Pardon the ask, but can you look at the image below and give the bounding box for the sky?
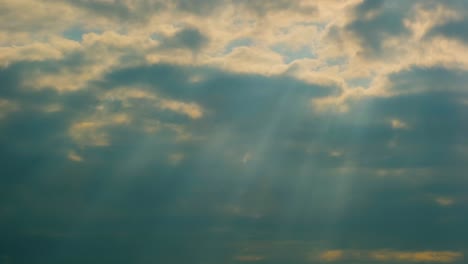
[1,0,468,263]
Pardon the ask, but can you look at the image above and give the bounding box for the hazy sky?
[1,0,468,263]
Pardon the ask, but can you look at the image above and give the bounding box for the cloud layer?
[1,0,468,263]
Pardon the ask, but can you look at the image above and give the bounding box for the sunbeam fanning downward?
[1,0,468,263]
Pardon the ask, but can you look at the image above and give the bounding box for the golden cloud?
[317,249,463,263]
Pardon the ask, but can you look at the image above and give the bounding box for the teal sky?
[1,0,468,263]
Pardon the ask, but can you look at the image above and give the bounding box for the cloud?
[2,45,468,261]
[171,0,225,15]
[424,1,468,44]
[344,0,412,58]
[67,150,84,162]
[101,87,204,119]
[317,249,463,263]
[0,99,19,119]
[388,66,468,95]
[435,197,455,207]
[157,27,209,53]
[391,118,409,130]
[0,0,78,37]
[209,46,286,75]
[428,19,468,44]
[319,250,344,261]
[2,1,468,264]
[69,114,131,146]
[234,0,318,16]
[51,0,167,23]
[0,37,81,67]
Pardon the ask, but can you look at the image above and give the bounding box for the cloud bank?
[1,0,468,263]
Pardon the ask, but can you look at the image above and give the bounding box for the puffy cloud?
[0,0,78,37]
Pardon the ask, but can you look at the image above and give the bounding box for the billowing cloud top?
[1,0,468,263]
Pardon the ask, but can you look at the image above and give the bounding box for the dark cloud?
[234,0,317,16]
[158,27,209,53]
[344,0,414,58]
[172,0,225,15]
[1,59,468,263]
[388,66,468,94]
[3,1,468,263]
[417,1,468,44]
[427,19,468,44]
[355,0,385,15]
